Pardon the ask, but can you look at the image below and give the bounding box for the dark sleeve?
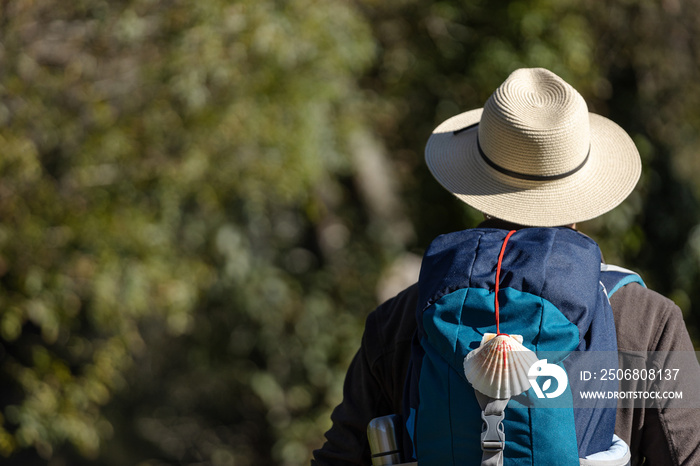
[611,283,700,465]
[311,285,418,466]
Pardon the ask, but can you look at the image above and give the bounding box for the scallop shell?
[463,333,539,399]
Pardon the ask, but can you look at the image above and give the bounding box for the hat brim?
[425,109,642,227]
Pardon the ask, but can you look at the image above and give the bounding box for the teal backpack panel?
[416,286,581,464]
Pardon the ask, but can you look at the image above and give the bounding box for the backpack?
[400,227,644,465]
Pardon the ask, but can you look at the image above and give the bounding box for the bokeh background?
[1,0,700,464]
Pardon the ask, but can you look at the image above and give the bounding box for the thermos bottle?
[367,414,404,466]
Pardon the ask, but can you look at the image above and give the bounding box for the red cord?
[495,230,516,335]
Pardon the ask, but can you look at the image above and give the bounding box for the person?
[311,68,700,465]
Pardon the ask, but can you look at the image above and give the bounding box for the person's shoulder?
[610,282,693,351]
[363,284,419,358]
[370,283,419,321]
[610,282,680,318]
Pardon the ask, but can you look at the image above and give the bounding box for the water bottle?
[367,414,403,465]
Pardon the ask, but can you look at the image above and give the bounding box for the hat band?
[453,123,590,182]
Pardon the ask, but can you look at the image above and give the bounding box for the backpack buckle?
[480,411,505,452]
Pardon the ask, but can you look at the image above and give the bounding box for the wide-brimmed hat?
[425,68,641,227]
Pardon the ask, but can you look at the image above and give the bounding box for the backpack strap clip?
[475,392,509,465]
[480,410,505,451]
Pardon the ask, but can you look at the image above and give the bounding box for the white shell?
[463,333,539,399]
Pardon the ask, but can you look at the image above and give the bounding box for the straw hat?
[425,68,641,227]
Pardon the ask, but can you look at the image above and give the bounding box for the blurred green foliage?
[0,0,699,465]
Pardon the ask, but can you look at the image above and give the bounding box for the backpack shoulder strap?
[600,264,646,298]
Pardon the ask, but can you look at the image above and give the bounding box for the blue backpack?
[400,227,643,465]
